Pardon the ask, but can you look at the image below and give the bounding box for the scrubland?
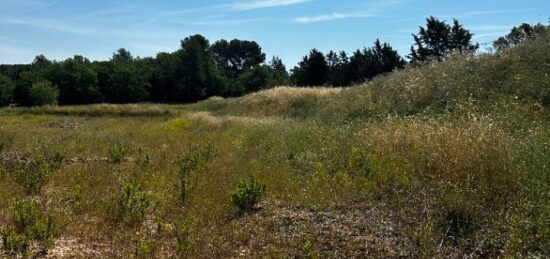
[0,33,549,258]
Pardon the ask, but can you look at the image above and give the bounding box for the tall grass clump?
[0,199,56,257]
[108,181,151,227]
[177,146,215,204]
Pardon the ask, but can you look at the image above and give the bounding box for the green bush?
[231,177,266,215]
[0,228,30,256]
[0,199,56,256]
[14,163,52,195]
[108,144,130,163]
[109,181,151,227]
[29,80,59,106]
[0,74,14,106]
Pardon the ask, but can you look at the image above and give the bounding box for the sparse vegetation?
[0,28,548,258]
[108,181,151,227]
[0,199,56,257]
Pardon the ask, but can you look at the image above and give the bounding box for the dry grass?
[0,34,549,258]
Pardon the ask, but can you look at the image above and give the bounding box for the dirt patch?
[44,120,80,129]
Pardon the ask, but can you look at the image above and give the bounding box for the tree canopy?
[409,16,478,63]
[0,18,532,107]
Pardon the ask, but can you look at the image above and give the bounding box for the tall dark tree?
[47,55,100,104]
[371,39,406,75]
[292,49,328,86]
[211,39,266,79]
[177,34,225,101]
[0,74,15,106]
[409,17,478,63]
[96,49,151,103]
[150,52,180,102]
[326,51,351,86]
[266,56,289,86]
[13,55,53,106]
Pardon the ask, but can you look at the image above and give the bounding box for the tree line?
[0,17,548,106]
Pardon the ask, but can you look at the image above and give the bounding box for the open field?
[1,34,549,258]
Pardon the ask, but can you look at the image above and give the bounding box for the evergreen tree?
[326,51,350,86]
[96,49,151,103]
[0,74,14,106]
[409,17,478,63]
[291,49,328,86]
[493,22,549,51]
[267,56,289,87]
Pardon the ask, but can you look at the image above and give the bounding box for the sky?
[0,0,548,67]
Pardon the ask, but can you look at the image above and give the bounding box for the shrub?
[231,177,266,215]
[29,80,59,106]
[0,228,30,256]
[108,144,130,163]
[173,221,191,256]
[0,199,56,256]
[14,163,52,195]
[109,181,151,227]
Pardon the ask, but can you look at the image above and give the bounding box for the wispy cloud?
[435,9,533,19]
[294,12,373,23]
[230,0,311,11]
[0,17,175,40]
[0,0,58,7]
[464,9,532,16]
[173,17,271,26]
[1,18,96,35]
[293,0,407,24]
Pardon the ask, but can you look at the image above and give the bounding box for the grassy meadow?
[1,34,549,258]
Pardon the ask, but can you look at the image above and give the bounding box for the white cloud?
[174,18,271,26]
[230,0,311,11]
[294,12,373,23]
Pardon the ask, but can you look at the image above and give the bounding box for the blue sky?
[0,0,548,67]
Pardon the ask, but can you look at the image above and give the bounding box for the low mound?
[195,32,550,121]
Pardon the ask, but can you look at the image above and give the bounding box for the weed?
[14,163,52,195]
[108,144,130,163]
[302,240,320,259]
[135,239,153,258]
[0,199,56,256]
[177,147,214,203]
[173,221,191,257]
[231,177,266,215]
[109,181,151,227]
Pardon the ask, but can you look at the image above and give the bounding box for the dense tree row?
[0,17,545,106]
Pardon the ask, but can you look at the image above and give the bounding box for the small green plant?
[108,144,130,163]
[135,239,153,258]
[231,177,266,215]
[62,183,90,213]
[0,199,56,256]
[178,147,214,203]
[302,240,320,259]
[173,221,191,257]
[0,228,30,256]
[135,147,150,167]
[109,181,151,227]
[14,163,52,195]
[11,148,65,195]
